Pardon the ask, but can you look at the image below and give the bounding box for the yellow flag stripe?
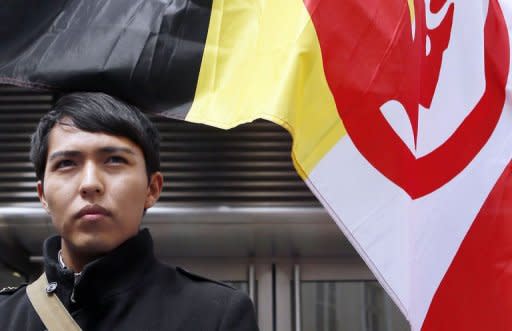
[186,0,346,178]
[408,0,415,24]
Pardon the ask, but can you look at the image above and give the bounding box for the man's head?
[30,92,163,270]
[31,92,160,183]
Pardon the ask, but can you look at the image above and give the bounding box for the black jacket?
[0,229,259,331]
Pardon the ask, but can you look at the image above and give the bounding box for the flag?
[1,0,511,330]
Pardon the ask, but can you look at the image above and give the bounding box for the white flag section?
[307,1,512,330]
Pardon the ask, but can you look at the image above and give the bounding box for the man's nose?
[79,162,104,197]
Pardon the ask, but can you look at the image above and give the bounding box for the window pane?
[301,281,409,331]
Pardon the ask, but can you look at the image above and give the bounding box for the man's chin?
[66,235,120,258]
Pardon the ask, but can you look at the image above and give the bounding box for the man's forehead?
[46,123,141,156]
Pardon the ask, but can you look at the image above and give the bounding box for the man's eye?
[55,160,75,169]
[106,156,127,164]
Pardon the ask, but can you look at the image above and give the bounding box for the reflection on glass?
[301,281,409,331]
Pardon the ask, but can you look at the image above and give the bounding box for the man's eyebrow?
[48,147,135,161]
[48,150,81,161]
[98,146,135,155]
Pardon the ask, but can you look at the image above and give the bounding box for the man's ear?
[37,181,50,214]
[144,172,163,209]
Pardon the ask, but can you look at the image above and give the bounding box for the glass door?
[292,260,409,331]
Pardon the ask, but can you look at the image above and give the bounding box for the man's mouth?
[75,204,111,221]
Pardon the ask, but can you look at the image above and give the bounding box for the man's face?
[37,121,162,257]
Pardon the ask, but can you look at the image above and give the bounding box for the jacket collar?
[43,228,157,306]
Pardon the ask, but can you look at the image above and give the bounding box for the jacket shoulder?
[0,283,27,303]
[176,266,235,290]
[0,284,26,296]
[169,267,259,330]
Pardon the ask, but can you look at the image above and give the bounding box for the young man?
[0,92,259,330]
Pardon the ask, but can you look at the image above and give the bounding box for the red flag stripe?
[421,160,512,330]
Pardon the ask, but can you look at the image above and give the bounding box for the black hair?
[30,92,160,182]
